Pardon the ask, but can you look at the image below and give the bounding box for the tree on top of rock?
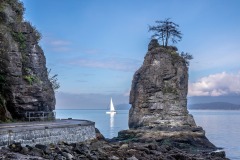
[180,52,193,66]
[149,18,182,47]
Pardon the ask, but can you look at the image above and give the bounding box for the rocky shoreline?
[0,129,228,160]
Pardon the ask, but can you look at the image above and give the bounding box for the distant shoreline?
[188,109,240,110]
[55,108,240,110]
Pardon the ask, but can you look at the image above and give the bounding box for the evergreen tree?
[149,18,182,47]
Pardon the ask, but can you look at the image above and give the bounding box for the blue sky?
[21,0,240,108]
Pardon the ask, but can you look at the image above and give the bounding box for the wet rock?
[5,153,18,160]
[74,143,89,155]
[63,148,72,155]
[146,143,157,150]
[62,152,74,160]
[20,146,29,155]
[109,155,120,160]
[29,147,44,157]
[26,145,33,150]
[127,155,138,160]
[170,153,190,160]
[55,154,65,160]
[211,151,226,158]
[2,139,229,160]
[95,128,105,140]
[120,143,128,149]
[8,142,22,152]
[89,140,104,151]
[54,146,62,154]
[35,144,48,152]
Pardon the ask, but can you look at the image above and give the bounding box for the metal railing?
[25,111,56,122]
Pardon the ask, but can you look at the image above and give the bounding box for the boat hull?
[106,111,117,114]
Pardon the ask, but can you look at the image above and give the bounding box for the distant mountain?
[188,102,240,110]
[115,104,131,110]
[188,95,240,105]
[115,102,240,110]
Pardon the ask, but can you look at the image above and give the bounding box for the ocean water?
[55,109,240,160]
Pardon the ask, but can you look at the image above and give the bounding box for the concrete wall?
[0,119,96,147]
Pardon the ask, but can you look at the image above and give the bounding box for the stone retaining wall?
[0,119,96,147]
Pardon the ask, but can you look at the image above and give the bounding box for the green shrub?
[180,52,193,66]
[48,69,60,91]
[32,25,42,42]
[12,32,26,50]
[23,75,39,85]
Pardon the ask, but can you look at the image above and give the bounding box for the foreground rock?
[0,129,228,160]
[2,138,228,160]
[0,0,55,121]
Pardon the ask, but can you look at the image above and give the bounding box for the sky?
[20,0,240,109]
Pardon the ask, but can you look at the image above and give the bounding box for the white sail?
[106,97,117,114]
[110,98,115,112]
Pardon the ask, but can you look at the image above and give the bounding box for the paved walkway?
[0,119,94,133]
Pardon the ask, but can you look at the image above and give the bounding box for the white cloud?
[188,72,240,96]
[69,57,141,72]
[43,38,71,52]
[50,40,70,46]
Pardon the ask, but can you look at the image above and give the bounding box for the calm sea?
[55,109,240,160]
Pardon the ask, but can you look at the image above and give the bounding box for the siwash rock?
[117,39,218,151]
[129,39,195,129]
[0,0,55,121]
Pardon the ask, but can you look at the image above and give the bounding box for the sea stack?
[120,39,218,151]
[0,0,55,121]
[129,39,195,129]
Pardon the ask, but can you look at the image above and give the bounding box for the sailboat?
[106,98,117,114]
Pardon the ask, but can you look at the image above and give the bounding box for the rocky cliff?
[0,0,55,121]
[129,39,195,129]
[123,39,219,152]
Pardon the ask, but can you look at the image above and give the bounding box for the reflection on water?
[109,113,115,128]
[109,113,115,137]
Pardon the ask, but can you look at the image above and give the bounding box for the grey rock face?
[0,0,55,120]
[129,39,195,129]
